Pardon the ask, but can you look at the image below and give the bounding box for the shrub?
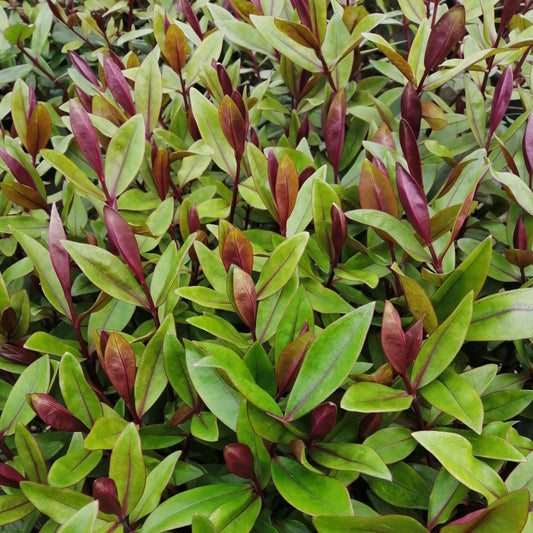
[0,0,532,531]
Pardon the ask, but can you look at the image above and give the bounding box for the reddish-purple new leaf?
[399,119,423,186]
[424,6,466,72]
[501,0,522,30]
[401,82,421,138]
[30,393,88,432]
[0,344,39,365]
[27,83,37,122]
[49,204,71,303]
[290,0,312,29]
[74,86,93,113]
[404,315,424,366]
[164,25,187,74]
[330,203,347,262]
[310,402,337,441]
[215,61,233,96]
[104,332,136,404]
[0,149,37,190]
[153,148,170,200]
[187,204,201,234]
[371,124,396,150]
[103,206,144,283]
[180,0,203,39]
[276,154,299,236]
[93,477,122,516]
[325,89,346,176]
[381,300,408,374]
[359,159,398,217]
[224,443,256,480]
[268,150,279,198]
[514,214,529,250]
[218,95,246,162]
[221,226,254,275]
[102,55,136,116]
[298,165,314,188]
[68,51,102,88]
[276,331,314,397]
[396,163,431,243]
[0,464,25,488]
[69,100,104,180]
[231,267,257,333]
[523,111,533,177]
[488,65,514,143]
[26,104,52,159]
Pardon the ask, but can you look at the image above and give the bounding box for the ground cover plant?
[1,0,533,531]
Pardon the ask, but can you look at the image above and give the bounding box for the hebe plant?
[0,0,533,531]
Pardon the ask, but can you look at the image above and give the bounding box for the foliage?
[0,0,532,531]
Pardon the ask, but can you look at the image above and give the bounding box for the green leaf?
[492,170,533,217]
[57,501,99,533]
[164,336,197,408]
[312,179,340,261]
[506,451,533,492]
[134,52,162,137]
[441,490,529,533]
[313,514,429,533]
[0,355,49,435]
[11,228,70,317]
[0,493,34,527]
[110,423,146,516]
[271,457,352,516]
[62,240,149,308]
[189,88,236,177]
[428,468,469,529]
[285,303,374,421]
[130,451,181,522]
[419,369,484,433]
[134,315,174,418]
[209,491,261,533]
[454,431,525,462]
[432,237,491,322]
[482,390,533,424]
[186,341,243,431]
[139,483,252,533]
[346,209,432,262]
[176,286,233,311]
[255,232,309,300]
[309,443,391,480]
[411,292,473,389]
[105,114,146,199]
[59,353,103,428]
[24,332,83,360]
[48,448,103,488]
[15,423,47,483]
[191,411,219,442]
[467,289,533,341]
[412,431,507,503]
[363,427,418,464]
[365,462,430,509]
[341,382,412,413]
[187,315,249,348]
[84,417,128,450]
[41,149,106,201]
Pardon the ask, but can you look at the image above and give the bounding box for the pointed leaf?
[314,515,429,533]
[57,501,99,533]
[325,88,346,172]
[399,119,422,186]
[135,52,162,137]
[523,111,533,176]
[285,303,374,421]
[104,332,136,404]
[381,300,408,374]
[221,225,253,275]
[230,266,257,332]
[0,148,37,190]
[401,81,421,137]
[276,154,299,234]
[68,51,101,88]
[0,182,47,211]
[0,463,25,488]
[489,65,514,141]
[341,382,412,412]
[165,25,187,72]
[48,448,102,488]
[26,104,51,158]
[359,160,397,217]
[14,423,47,484]
[276,331,314,397]
[29,393,87,432]
[103,54,135,116]
[273,19,320,51]
[48,204,71,301]
[218,95,246,161]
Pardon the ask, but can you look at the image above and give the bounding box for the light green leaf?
[176,286,233,311]
[363,427,418,464]
[492,170,533,217]
[62,240,149,308]
[48,448,103,488]
[506,451,533,493]
[134,52,162,137]
[341,382,412,413]
[314,514,429,533]
[428,468,468,529]
[84,417,128,450]
[285,303,374,421]
[191,411,219,442]
[15,423,47,483]
[187,315,249,348]
[57,501,99,533]
[0,493,34,527]
[413,431,507,503]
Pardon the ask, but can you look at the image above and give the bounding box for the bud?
[310,402,337,441]
[93,477,122,516]
[223,443,255,480]
[0,463,25,488]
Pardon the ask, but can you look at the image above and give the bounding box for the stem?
[317,49,337,92]
[427,240,443,274]
[140,278,160,329]
[430,0,440,28]
[480,29,503,96]
[0,434,13,461]
[228,156,241,224]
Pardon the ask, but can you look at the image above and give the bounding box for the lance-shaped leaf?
[274,19,321,52]
[218,95,246,162]
[412,431,506,503]
[325,89,346,175]
[399,119,422,186]
[330,203,347,260]
[93,478,122,515]
[359,160,398,217]
[102,54,136,116]
[135,52,162,138]
[276,154,299,235]
[424,6,466,72]
[501,0,522,29]
[523,111,533,177]
[396,163,431,243]
[26,104,51,159]
[14,423,47,484]
[0,148,37,191]
[61,240,149,308]
[0,182,47,211]
[164,24,187,73]
[29,393,88,432]
[153,148,170,200]
[224,443,256,480]
[109,423,146,517]
[48,448,103,489]
[268,149,278,198]
[104,114,145,200]
[69,100,103,180]
[103,332,136,405]
[488,65,513,144]
[276,331,314,397]
[401,82,421,138]
[221,225,253,275]
[314,515,429,533]
[310,402,337,441]
[228,266,257,333]
[49,204,71,300]
[341,382,413,413]
[103,206,144,282]
[68,51,101,88]
[381,300,408,374]
[215,61,233,95]
[285,303,374,421]
[0,463,25,488]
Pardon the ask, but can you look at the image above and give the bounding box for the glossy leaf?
[229,266,257,332]
[363,427,417,464]
[26,104,51,158]
[165,24,187,72]
[103,332,136,405]
[29,393,87,432]
[341,382,412,413]
[221,225,253,275]
[276,331,314,397]
[401,81,421,138]
[275,154,299,234]
[103,54,136,116]
[218,95,246,161]
[48,448,103,488]
[359,159,397,217]
[135,52,162,137]
[428,468,469,529]
[399,119,422,186]
[325,88,346,173]
[488,66,513,143]
[285,303,374,421]
[314,515,429,533]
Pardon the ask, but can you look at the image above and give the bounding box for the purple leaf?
[0,149,37,191]
[381,300,408,374]
[501,0,522,29]
[399,119,423,186]
[424,6,466,72]
[30,393,88,432]
[27,83,37,121]
[68,51,102,88]
[74,86,92,113]
[325,89,346,177]
[49,204,71,303]
[102,55,136,116]
[514,214,528,251]
[401,82,421,138]
[69,100,104,180]
[290,0,312,29]
[523,111,533,177]
[0,463,25,488]
[180,0,203,39]
[396,163,431,243]
[103,332,136,405]
[489,65,514,142]
[268,149,278,198]
[93,477,122,516]
[215,61,233,96]
[310,402,337,441]
[224,443,256,480]
[405,316,424,366]
[330,203,347,261]
[103,206,145,283]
